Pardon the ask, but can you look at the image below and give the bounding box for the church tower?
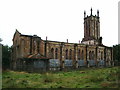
[82,8,102,45]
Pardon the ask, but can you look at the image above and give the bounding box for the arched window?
[66,49,68,59]
[69,49,72,60]
[89,51,91,60]
[55,48,58,59]
[78,49,80,60]
[99,51,100,60]
[33,41,37,54]
[89,21,90,36]
[51,48,54,59]
[101,52,103,60]
[92,51,94,60]
[81,50,84,60]
[37,41,40,53]
[86,22,87,31]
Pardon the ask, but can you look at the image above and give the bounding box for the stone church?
[11,8,114,72]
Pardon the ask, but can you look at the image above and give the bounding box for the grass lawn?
[2,66,120,88]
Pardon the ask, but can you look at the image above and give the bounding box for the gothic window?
[69,49,72,60]
[37,41,40,53]
[92,51,94,60]
[81,50,84,60]
[33,41,37,53]
[55,48,58,59]
[66,49,68,59]
[101,52,103,60]
[51,48,54,59]
[86,22,87,31]
[96,22,98,38]
[89,21,90,36]
[89,51,91,60]
[94,20,96,37]
[30,38,32,55]
[78,49,80,60]
[99,51,100,59]
[86,22,87,35]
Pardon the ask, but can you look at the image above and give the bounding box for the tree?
[2,45,11,70]
[113,44,120,66]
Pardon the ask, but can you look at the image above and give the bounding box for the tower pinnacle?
[84,11,86,18]
[97,10,99,17]
[91,8,92,16]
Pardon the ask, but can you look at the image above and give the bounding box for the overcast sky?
[0,0,119,47]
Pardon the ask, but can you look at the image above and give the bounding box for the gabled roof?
[13,29,21,41]
[13,29,41,41]
[20,34,33,37]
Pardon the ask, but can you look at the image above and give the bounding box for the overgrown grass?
[2,66,119,88]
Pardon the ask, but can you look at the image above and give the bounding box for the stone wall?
[12,30,114,71]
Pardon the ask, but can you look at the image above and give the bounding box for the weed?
[2,66,119,88]
[42,73,54,83]
[101,82,111,88]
